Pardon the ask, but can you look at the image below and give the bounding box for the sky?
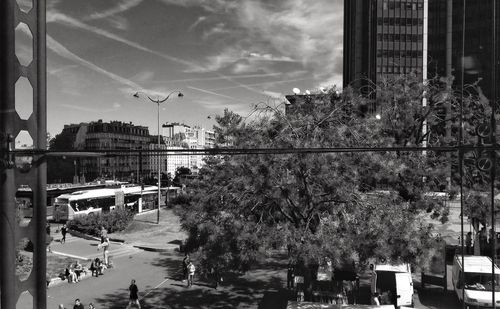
[15,0,344,139]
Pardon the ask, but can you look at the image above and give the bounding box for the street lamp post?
[133,90,183,224]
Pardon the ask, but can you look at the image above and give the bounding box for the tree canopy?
[176,74,491,276]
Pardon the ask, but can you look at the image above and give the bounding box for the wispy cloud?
[185,46,297,74]
[187,86,236,100]
[131,71,155,83]
[236,0,343,85]
[48,12,266,96]
[48,64,80,75]
[83,0,144,30]
[188,16,207,31]
[46,33,142,92]
[210,77,312,91]
[150,72,283,84]
[159,0,343,87]
[202,22,230,40]
[60,103,121,113]
[85,0,143,20]
[48,12,203,71]
[262,90,284,99]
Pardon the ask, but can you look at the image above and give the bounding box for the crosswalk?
[50,233,143,261]
[85,243,142,260]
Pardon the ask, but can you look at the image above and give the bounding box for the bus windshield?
[465,273,500,291]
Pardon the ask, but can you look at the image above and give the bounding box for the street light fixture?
[132,90,184,224]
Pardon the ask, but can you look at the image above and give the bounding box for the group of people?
[58,279,141,309]
[181,254,223,289]
[64,260,85,283]
[463,226,500,256]
[90,226,110,277]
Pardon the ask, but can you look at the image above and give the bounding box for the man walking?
[46,223,52,252]
[126,279,141,309]
[187,261,195,287]
[61,224,68,244]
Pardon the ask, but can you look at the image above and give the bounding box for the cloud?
[131,71,155,83]
[159,0,343,86]
[187,46,297,74]
[48,12,266,96]
[211,77,312,91]
[85,0,143,20]
[150,72,283,84]
[262,90,284,99]
[157,0,237,13]
[236,0,343,76]
[187,86,236,100]
[48,12,203,72]
[188,16,207,31]
[82,0,144,30]
[202,22,230,40]
[60,103,121,113]
[247,52,295,62]
[46,33,143,92]
[48,64,80,75]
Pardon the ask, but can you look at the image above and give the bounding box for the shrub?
[67,208,135,237]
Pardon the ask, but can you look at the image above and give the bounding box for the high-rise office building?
[343,0,428,92]
[427,0,500,102]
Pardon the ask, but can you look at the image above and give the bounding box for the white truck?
[452,255,500,308]
[370,263,414,308]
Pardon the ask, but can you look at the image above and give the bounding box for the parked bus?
[53,185,157,222]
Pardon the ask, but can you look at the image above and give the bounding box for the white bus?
[452,255,500,308]
[53,185,157,222]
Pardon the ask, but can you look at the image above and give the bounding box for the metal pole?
[157,101,161,225]
[0,0,18,307]
[460,1,466,308]
[491,0,497,305]
[35,0,48,306]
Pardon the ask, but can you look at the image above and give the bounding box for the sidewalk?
[108,208,187,252]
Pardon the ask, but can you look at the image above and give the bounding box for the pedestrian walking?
[61,224,68,244]
[98,237,110,266]
[73,299,84,309]
[480,227,487,255]
[126,279,141,309]
[211,266,222,289]
[100,226,108,243]
[46,223,52,252]
[182,254,190,281]
[87,303,95,309]
[466,232,473,255]
[287,261,295,289]
[187,261,195,287]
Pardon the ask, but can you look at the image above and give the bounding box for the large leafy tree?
[177,75,488,284]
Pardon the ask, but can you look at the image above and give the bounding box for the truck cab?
[452,255,500,308]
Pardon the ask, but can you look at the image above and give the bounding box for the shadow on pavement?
[417,287,461,309]
[126,250,291,308]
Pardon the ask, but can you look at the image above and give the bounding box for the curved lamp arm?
[133,90,184,104]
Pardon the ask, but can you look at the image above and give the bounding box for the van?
[452,255,500,308]
[370,263,414,308]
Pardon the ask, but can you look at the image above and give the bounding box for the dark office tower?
[428,0,500,102]
[343,0,427,91]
